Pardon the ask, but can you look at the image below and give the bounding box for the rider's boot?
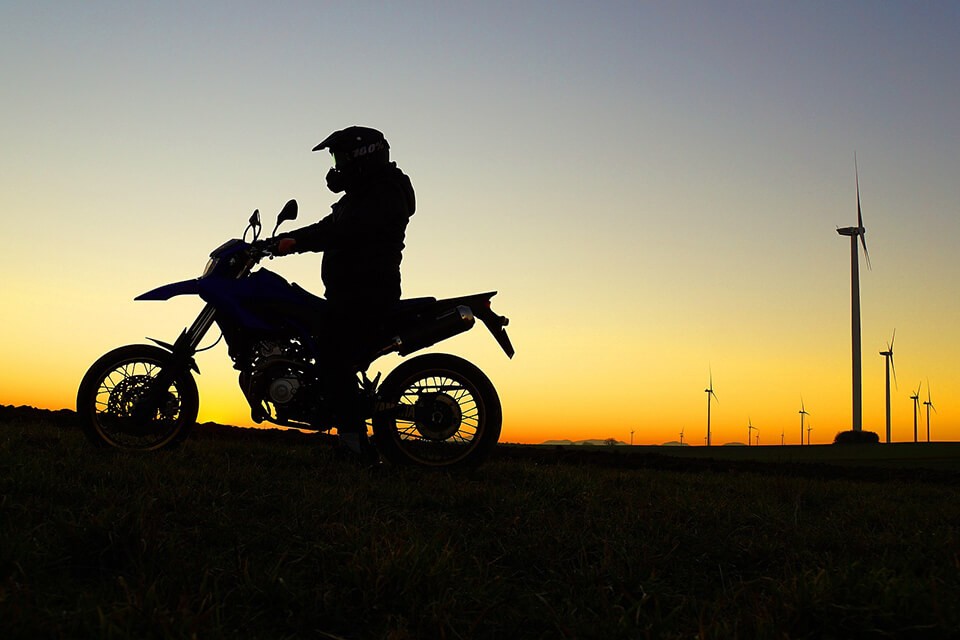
[337,426,380,466]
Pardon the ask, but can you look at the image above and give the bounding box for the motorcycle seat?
[393,296,437,309]
[386,297,438,320]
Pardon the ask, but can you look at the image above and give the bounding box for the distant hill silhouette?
[6,405,960,483]
[0,404,79,428]
[540,439,627,446]
[0,404,334,445]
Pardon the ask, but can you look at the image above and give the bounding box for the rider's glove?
[276,237,298,255]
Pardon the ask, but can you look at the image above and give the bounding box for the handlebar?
[251,236,298,260]
[248,238,281,260]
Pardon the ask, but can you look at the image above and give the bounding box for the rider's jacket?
[286,163,416,308]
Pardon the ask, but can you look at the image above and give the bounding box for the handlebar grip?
[249,239,279,258]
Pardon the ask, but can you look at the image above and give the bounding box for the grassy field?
[2,409,959,639]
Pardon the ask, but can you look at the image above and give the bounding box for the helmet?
[313,126,391,193]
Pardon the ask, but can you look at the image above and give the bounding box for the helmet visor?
[331,149,351,169]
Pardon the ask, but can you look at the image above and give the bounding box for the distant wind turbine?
[910,382,922,443]
[807,422,813,445]
[836,156,871,432]
[879,330,897,444]
[799,399,810,446]
[705,369,718,447]
[679,426,685,446]
[747,418,757,447]
[924,382,936,443]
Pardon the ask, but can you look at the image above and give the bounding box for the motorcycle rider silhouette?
[77,124,513,466]
[273,126,416,461]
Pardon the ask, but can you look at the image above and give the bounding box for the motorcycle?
[77,200,514,467]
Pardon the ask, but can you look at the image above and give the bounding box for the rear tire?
[77,344,199,451]
[372,353,501,468]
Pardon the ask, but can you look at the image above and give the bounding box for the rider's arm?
[277,206,341,254]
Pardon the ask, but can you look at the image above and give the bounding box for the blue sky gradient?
[3,2,959,444]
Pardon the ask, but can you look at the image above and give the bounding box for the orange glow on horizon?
[4,4,960,450]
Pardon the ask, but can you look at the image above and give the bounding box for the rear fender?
[439,292,514,358]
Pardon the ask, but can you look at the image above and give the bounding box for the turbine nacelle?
[836,226,865,237]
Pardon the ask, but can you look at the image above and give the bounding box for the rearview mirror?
[278,199,298,224]
[272,199,298,236]
[245,209,262,241]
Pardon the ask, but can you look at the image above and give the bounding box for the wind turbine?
[747,418,757,447]
[910,382,922,443]
[807,422,813,445]
[705,370,718,447]
[924,382,936,443]
[679,426,685,446]
[879,330,897,444]
[836,156,871,432]
[799,399,810,446]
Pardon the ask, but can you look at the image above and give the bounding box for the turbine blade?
[857,184,863,230]
[890,353,898,389]
[855,155,872,270]
[855,153,862,226]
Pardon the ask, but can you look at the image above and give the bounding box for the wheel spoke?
[380,370,486,464]
[91,359,186,448]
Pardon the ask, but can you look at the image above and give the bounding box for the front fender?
[136,279,203,301]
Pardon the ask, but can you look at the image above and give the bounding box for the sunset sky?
[3,2,959,445]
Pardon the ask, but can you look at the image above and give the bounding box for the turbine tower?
[798,399,810,446]
[705,370,718,447]
[924,382,936,443]
[679,426,685,445]
[836,157,871,432]
[879,330,897,444]
[910,382,922,443]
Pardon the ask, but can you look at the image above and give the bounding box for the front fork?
[136,304,215,419]
[149,303,216,372]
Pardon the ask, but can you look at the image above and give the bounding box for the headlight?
[201,257,219,277]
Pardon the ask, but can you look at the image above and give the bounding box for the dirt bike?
[77,200,514,467]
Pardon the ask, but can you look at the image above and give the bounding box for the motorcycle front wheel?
[77,344,199,451]
[372,353,502,468]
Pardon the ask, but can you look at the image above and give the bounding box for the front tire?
[372,353,502,468]
[77,344,199,451]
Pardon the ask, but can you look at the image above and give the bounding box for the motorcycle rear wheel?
[77,344,199,451]
[372,353,502,468]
